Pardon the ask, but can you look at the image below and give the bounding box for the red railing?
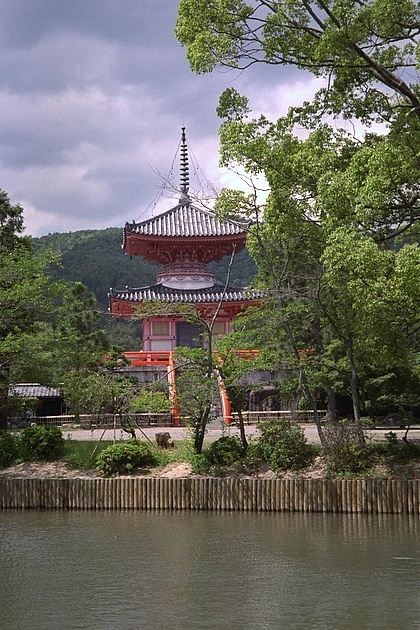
[123,351,172,366]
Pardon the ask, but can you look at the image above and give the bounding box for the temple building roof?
[9,383,62,399]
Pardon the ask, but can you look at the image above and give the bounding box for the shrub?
[242,442,265,472]
[62,440,114,470]
[131,390,171,413]
[376,440,420,473]
[19,425,64,461]
[384,431,398,446]
[323,421,372,474]
[96,440,158,476]
[206,436,245,467]
[0,430,19,468]
[258,418,310,472]
[190,453,210,475]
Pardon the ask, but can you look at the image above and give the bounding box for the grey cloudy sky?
[0,0,319,237]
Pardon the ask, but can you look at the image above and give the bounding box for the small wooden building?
[9,383,64,418]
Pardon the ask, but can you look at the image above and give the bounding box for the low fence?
[20,413,176,428]
[0,477,418,513]
[12,411,327,429]
[230,410,329,424]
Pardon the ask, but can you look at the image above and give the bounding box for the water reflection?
[0,511,419,629]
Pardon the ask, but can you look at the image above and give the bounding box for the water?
[0,511,419,629]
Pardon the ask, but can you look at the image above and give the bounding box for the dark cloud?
[0,0,309,236]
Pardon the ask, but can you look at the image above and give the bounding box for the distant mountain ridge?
[33,227,257,312]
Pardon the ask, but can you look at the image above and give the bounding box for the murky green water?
[0,511,418,629]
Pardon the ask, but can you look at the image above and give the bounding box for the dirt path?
[64,423,420,445]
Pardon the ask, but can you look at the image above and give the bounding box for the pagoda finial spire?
[179,126,190,202]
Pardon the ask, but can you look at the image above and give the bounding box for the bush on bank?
[322,422,373,474]
[194,420,312,475]
[95,439,158,476]
[258,418,311,472]
[62,439,113,470]
[19,425,65,461]
[0,430,19,467]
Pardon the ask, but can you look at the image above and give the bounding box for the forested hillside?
[34,226,257,310]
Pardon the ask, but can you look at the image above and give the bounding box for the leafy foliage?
[95,440,158,476]
[174,346,219,454]
[176,0,420,122]
[206,435,245,466]
[323,422,373,474]
[0,429,19,467]
[53,282,109,373]
[19,425,65,461]
[7,394,38,419]
[176,0,420,434]
[0,190,61,427]
[258,418,310,472]
[131,389,171,413]
[62,367,135,420]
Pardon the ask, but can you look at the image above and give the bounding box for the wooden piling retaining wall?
[0,477,419,513]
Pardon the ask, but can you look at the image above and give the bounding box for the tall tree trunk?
[236,408,248,449]
[194,406,211,454]
[348,343,362,425]
[284,321,326,445]
[347,342,365,444]
[0,364,10,430]
[0,398,8,430]
[313,317,337,422]
[327,389,337,421]
[349,363,361,425]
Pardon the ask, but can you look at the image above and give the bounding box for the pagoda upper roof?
[124,198,248,240]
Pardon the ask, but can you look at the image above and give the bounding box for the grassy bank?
[60,436,419,479]
[1,423,419,479]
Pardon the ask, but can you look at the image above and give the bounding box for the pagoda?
[109,128,263,350]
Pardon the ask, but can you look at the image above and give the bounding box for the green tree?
[216,180,329,440]
[62,369,133,419]
[176,0,420,429]
[62,349,135,430]
[0,191,59,428]
[174,345,219,453]
[215,115,420,425]
[53,282,109,373]
[215,324,282,448]
[176,0,420,122]
[320,229,420,422]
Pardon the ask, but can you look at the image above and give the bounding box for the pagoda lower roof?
[109,283,265,305]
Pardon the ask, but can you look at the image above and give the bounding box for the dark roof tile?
[9,383,62,398]
[125,201,248,238]
[110,284,264,304]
